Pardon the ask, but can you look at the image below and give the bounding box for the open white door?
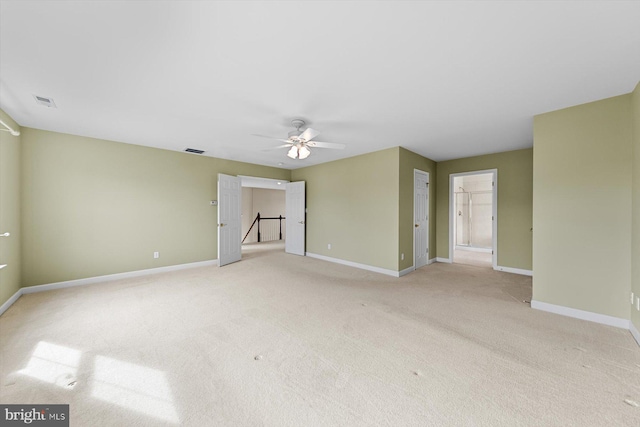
[218,174,242,266]
[285,181,305,256]
[414,170,429,269]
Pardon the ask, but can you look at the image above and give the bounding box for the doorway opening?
[239,176,288,257]
[217,175,305,267]
[218,174,306,266]
[449,170,497,268]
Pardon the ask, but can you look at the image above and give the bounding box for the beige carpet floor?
[1,241,639,426]
[453,248,493,267]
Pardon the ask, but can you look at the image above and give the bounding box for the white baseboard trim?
[631,322,640,347]
[0,259,218,316]
[436,257,452,264]
[399,266,414,277]
[22,259,218,294]
[305,252,400,277]
[455,246,492,253]
[494,265,533,277]
[404,259,438,275]
[22,260,217,295]
[0,288,23,317]
[531,300,630,330]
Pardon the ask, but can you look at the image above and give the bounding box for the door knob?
[219,223,225,227]
[0,232,9,237]
[415,224,419,228]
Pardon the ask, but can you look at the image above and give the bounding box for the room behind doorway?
[451,172,495,267]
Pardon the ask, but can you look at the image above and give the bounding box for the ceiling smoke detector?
[33,95,56,108]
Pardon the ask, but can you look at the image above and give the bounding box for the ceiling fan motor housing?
[288,119,306,140]
[291,118,305,129]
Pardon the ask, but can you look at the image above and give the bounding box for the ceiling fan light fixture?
[298,145,311,159]
[287,146,298,159]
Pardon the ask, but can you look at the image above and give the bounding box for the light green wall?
[533,94,632,319]
[0,110,21,304]
[632,83,640,331]
[20,128,290,287]
[436,149,533,270]
[291,147,399,271]
[399,147,437,271]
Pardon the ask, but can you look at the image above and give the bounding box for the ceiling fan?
[253,119,346,160]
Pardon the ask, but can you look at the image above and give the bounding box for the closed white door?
[285,181,305,256]
[414,171,429,269]
[218,174,242,266]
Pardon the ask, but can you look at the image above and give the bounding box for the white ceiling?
[1,1,639,169]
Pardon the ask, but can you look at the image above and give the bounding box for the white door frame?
[413,169,430,270]
[448,169,497,269]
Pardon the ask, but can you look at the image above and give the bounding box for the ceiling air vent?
[184,148,205,154]
[33,95,57,108]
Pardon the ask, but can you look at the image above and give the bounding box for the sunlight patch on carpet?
[18,341,81,388]
[91,355,179,423]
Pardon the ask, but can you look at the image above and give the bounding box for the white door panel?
[218,174,242,266]
[414,171,429,269]
[285,181,305,256]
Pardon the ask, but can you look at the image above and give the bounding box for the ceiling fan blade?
[307,141,346,150]
[262,144,292,151]
[299,127,320,142]
[251,134,290,143]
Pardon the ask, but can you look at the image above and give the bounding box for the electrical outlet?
[401,253,404,261]
[327,243,331,250]
[154,252,159,259]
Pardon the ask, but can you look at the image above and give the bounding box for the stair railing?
[242,213,286,243]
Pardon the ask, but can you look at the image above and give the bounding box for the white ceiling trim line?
[239,176,288,190]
